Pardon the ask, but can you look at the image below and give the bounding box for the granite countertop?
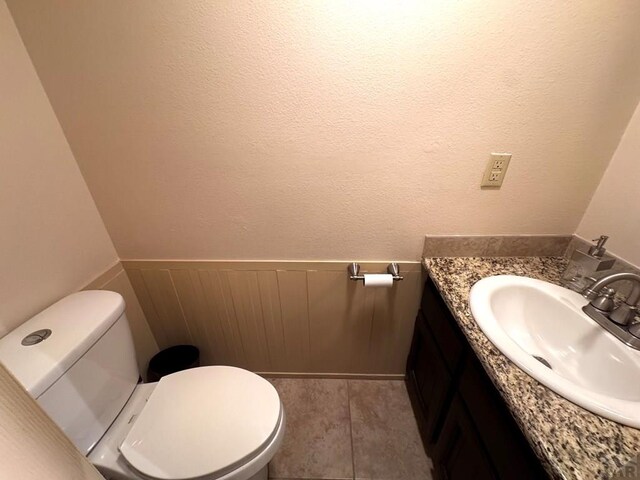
[423,256,640,480]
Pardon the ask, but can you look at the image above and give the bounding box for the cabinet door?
[421,279,466,375]
[406,312,452,447]
[458,355,549,480]
[433,395,496,480]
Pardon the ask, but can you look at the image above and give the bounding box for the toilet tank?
[0,291,139,455]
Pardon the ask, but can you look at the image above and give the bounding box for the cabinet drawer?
[421,278,465,374]
[458,355,548,480]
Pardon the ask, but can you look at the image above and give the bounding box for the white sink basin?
[470,275,640,427]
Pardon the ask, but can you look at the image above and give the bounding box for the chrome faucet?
[581,272,640,349]
[583,273,640,325]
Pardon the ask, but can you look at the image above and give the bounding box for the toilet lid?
[119,366,281,480]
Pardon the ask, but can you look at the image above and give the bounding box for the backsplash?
[422,234,638,298]
[422,235,571,258]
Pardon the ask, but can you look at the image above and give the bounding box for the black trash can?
[147,345,200,382]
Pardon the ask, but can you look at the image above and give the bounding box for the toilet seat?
[119,366,282,480]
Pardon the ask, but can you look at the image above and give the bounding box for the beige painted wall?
[577,101,640,268]
[0,1,119,337]
[8,1,640,261]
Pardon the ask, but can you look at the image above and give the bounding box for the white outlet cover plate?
[481,153,512,187]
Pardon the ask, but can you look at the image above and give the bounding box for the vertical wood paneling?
[308,272,371,373]
[257,271,287,371]
[170,269,217,365]
[307,271,348,372]
[369,271,424,373]
[185,269,232,364]
[352,287,377,373]
[276,270,311,372]
[139,269,192,348]
[125,261,422,375]
[127,269,166,348]
[199,270,246,367]
[226,271,271,371]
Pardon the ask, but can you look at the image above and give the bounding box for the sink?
[469,275,640,427]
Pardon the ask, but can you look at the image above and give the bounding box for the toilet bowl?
[91,366,285,480]
[0,291,285,480]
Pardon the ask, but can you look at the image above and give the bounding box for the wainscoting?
[123,261,423,375]
[84,263,159,377]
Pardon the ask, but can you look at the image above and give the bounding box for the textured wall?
[0,1,118,336]
[0,362,104,480]
[8,1,640,261]
[577,101,640,268]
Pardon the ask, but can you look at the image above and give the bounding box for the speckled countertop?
[423,256,640,480]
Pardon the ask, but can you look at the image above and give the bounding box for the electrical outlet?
[481,153,512,188]
[488,170,501,182]
[492,158,507,170]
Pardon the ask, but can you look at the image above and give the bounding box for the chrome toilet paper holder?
[348,262,404,282]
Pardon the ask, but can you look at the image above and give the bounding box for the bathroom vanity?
[407,277,546,479]
[407,256,640,480]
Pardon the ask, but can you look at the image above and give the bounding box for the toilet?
[0,290,285,480]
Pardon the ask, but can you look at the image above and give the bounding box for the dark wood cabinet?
[433,395,496,480]
[420,279,466,374]
[406,278,548,480]
[406,312,453,445]
[458,354,546,480]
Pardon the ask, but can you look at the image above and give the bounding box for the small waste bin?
[147,345,200,382]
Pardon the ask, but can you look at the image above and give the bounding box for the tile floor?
[267,378,433,480]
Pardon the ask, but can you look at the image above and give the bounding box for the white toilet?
[0,290,285,480]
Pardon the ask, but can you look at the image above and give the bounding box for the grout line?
[346,380,356,480]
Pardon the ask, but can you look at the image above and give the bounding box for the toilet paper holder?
[348,262,404,282]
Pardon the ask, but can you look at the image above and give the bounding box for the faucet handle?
[627,311,640,339]
[590,287,616,313]
[610,303,637,326]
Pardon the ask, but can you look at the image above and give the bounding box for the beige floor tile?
[348,380,433,480]
[268,378,354,479]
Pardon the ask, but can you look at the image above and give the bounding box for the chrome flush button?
[21,329,52,346]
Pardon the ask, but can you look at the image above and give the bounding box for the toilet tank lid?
[0,290,125,398]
